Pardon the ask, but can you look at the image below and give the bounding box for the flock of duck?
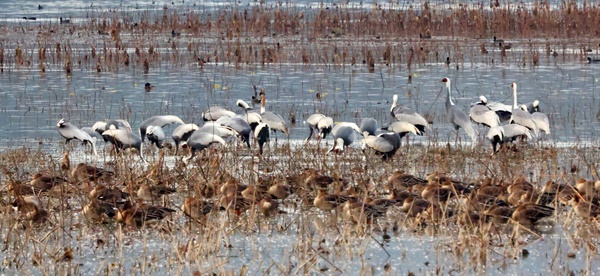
[55,78,551,164]
[7,151,600,230]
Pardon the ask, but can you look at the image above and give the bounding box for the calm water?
[0,62,599,148]
[0,1,599,275]
[1,56,599,274]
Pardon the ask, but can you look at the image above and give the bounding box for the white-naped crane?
[202,106,236,121]
[185,131,227,159]
[520,105,550,136]
[327,122,362,153]
[216,116,252,148]
[305,113,334,141]
[486,124,533,154]
[172,123,200,155]
[441,78,477,148]
[469,96,500,128]
[359,118,378,136]
[509,83,538,136]
[254,122,270,155]
[476,96,513,122]
[101,129,146,163]
[146,125,165,149]
[362,132,402,161]
[259,91,289,141]
[56,118,98,156]
[139,115,185,142]
[236,99,262,132]
[389,94,429,134]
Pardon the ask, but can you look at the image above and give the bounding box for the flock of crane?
[55,77,550,161]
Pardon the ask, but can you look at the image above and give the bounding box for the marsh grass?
[0,1,599,274]
[1,2,600,79]
[0,139,599,274]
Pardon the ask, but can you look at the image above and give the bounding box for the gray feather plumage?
[202,106,236,121]
[390,94,429,133]
[187,131,226,155]
[442,78,477,147]
[172,123,200,155]
[102,129,145,163]
[139,115,185,142]
[328,122,361,153]
[469,103,500,128]
[359,118,378,136]
[57,118,98,156]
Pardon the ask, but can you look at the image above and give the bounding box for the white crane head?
[146,125,158,135]
[479,95,488,104]
[92,121,107,132]
[520,105,528,112]
[441,77,453,105]
[390,95,398,111]
[236,99,252,110]
[57,118,67,127]
[441,77,452,90]
[532,100,539,108]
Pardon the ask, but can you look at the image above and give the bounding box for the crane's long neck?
[260,94,266,114]
[512,85,518,109]
[445,81,454,108]
[391,95,398,111]
[139,143,147,164]
[91,141,98,156]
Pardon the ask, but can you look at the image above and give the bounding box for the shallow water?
[1,61,599,149]
[1,1,600,275]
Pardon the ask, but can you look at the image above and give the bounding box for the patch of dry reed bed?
[0,143,599,273]
[2,2,599,76]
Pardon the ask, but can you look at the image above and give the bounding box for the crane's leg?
[305,127,314,143]
[455,131,460,146]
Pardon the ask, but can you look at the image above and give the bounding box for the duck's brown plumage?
[400,195,431,217]
[258,198,279,217]
[9,182,45,196]
[61,151,71,172]
[241,185,271,202]
[572,197,600,220]
[219,194,253,215]
[343,200,386,224]
[182,197,220,221]
[30,173,67,191]
[388,171,428,191]
[511,203,554,226]
[83,200,118,223]
[90,185,129,206]
[12,195,49,225]
[507,176,534,194]
[116,201,175,228]
[421,183,454,204]
[543,181,577,205]
[575,178,596,198]
[137,183,176,202]
[483,202,513,224]
[313,190,354,211]
[268,182,292,200]
[71,163,114,183]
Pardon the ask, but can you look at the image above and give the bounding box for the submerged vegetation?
[0,1,600,275]
[2,0,600,76]
[0,139,599,274]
